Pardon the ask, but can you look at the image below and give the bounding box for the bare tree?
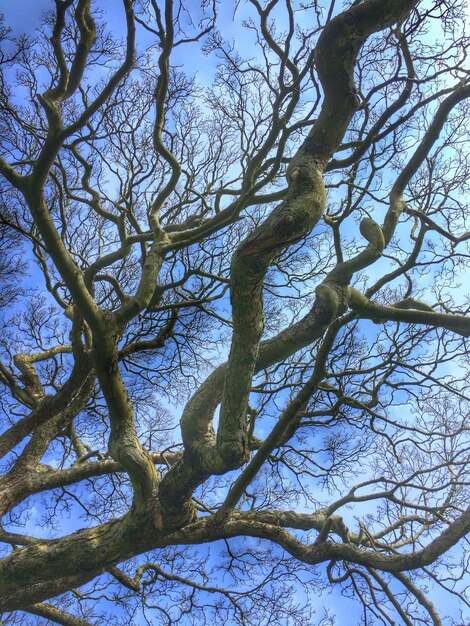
[0,0,469,624]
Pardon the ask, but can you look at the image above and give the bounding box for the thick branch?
[2,503,468,612]
[349,290,470,336]
[25,603,93,626]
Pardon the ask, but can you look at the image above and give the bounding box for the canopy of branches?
[0,0,469,624]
